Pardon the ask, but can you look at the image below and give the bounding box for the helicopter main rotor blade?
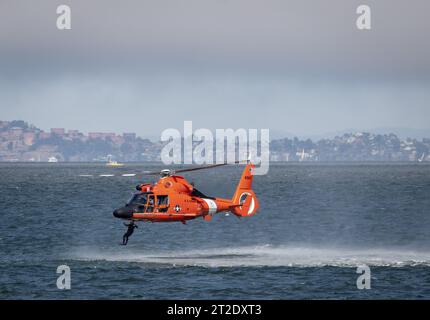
[138,160,248,176]
[139,170,164,175]
[173,163,228,174]
[78,160,250,178]
[172,159,251,174]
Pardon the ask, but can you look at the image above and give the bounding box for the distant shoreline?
[1,120,429,162]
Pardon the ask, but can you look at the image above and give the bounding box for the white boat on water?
[48,156,58,163]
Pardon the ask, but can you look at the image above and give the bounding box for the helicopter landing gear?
[122,221,138,245]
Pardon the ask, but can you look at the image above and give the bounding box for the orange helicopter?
[113,161,259,224]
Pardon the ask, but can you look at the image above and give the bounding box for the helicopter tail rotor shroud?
[230,162,260,217]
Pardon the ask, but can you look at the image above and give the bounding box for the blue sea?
[1,162,430,299]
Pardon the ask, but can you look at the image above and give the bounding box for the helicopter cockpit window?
[127,193,149,205]
[146,195,155,213]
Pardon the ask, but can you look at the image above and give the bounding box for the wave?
[71,245,430,268]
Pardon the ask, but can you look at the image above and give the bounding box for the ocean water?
[1,162,430,299]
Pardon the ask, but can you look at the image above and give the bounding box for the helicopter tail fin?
[231,162,259,217]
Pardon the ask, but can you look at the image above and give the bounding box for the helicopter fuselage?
[113,163,259,223]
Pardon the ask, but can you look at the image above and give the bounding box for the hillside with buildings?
[0,120,429,162]
[0,120,159,162]
[270,133,430,162]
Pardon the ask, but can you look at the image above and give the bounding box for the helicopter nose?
[113,207,133,219]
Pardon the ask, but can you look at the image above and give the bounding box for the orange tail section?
[231,162,259,217]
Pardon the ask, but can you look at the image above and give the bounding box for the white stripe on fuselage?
[202,198,217,214]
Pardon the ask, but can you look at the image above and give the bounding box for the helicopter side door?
[156,195,169,213]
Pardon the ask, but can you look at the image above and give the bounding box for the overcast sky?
[0,0,429,138]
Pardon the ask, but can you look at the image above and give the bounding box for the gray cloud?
[0,0,429,137]
[1,0,429,76]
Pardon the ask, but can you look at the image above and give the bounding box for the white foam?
[72,245,430,268]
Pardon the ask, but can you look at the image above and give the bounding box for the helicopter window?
[157,195,169,206]
[127,193,149,205]
[157,195,169,212]
[146,195,155,213]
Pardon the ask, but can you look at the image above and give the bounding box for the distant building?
[0,121,10,129]
[89,132,116,140]
[123,133,136,140]
[9,127,23,137]
[104,133,116,140]
[39,132,51,139]
[23,132,35,146]
[51,128,65,136]
[88,132,105,139]
[67,130,81,138]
